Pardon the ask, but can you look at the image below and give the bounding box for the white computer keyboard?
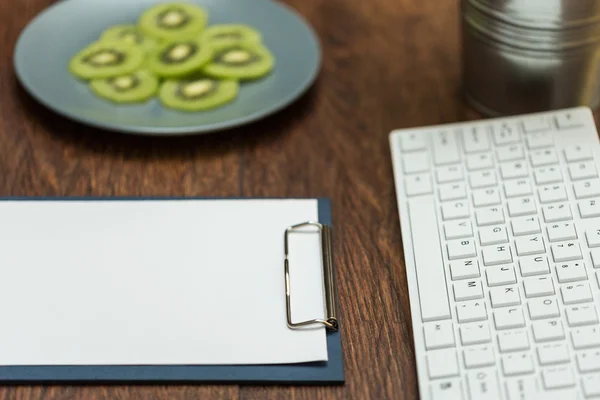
[389,107,600,400]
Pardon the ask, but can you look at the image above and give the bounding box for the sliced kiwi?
[89,70,159,104]
[200,24,262,46]
[69,40,145,80]
[138,2,207,41]
[147,37,212,78]
[159,75,238,111]
[101,24,157,54]
[202,42,274,81]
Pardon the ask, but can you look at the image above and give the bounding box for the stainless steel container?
[461,0,600,116]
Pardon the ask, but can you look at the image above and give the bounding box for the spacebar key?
[408,197,451,322]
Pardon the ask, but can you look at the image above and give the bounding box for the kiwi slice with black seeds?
[90,70,159,104]
[147,37,212,78]
[101,25,157,54]
[200,24,262,46]
[202,42,274,81]
[138,3,207,41]
[69,41,145,80]
[159,75,238,111]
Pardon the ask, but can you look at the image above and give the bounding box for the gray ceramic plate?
[14,0,321,136]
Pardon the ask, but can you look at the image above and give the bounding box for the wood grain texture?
[2,0,584,399]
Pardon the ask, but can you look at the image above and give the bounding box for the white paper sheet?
[0,199,328,365]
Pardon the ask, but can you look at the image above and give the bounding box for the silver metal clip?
[284,221,339,331]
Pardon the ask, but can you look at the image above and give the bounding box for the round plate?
[14,0,321,136]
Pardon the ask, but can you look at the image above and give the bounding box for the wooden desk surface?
[1,0,486,398]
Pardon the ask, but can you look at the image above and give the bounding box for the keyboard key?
[490,286,521,308]
[439,182,467,201]
[571,326,600,349]
[508,197,537,217]
[454,280,483,301]
[493,122,521,145]
[482,245,513,266]
[523,117,550,133]
[528,297,560,320]
[592,249,600,268]
[574,179,600,199]
[561,283,593,305]
[457,300,487,323]
[502,353,534,376]
[460,323,491,345]
[530,148,558,167]
[551,242,582,262]
[547,222,577,242]
[427,348,459,379]
[511,216,540,236]
[519,255,550,277]
[450,259,480,280]
[486,265,516,286]
[498,330,529,353]
[448,239,477,260]
[523,276,555,298]
[405,174,433,196]
[586,229,600,248]
[408,197,452,322]
[479,225,508,245]
[556,261,588,283]
[399,131,427,152]
[462,126,491,153]
[532,320,565,342]
[403,151,430,174]
[577,350,600,372]
[534,166,562,185]
[580,199,600,218]
[542,367,575,389]
[430,380,464,400]
[515,235,545,256]
[467,153,494,171]
[569,162,598,181]
[444,220,473,240]
[432,130,461,165]
[497,144,524,162]
[436,165,463,183]
[467,369,501,399]
[555,111,585,129]
[566,305,598,327]
[564,144,593,163]
[469,170,497,189]
[472,188,501,207]
[526,132,553,149]
[543,203,572,222]
[504,179,532,198]
[494,307,525,329]
[424,321,456,350]
[441,201,470,220]
[500,161,528,179]
[476,207,505,226]
[538,343,569,365]
[505,378,537,400]
[539,184,568,203]
[464,346,495,368]
[583,375,600,398]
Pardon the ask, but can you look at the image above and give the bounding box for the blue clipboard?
[0,197,344,384]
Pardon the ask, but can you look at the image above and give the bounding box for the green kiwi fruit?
[202,42,274,80]
[69,40,145,80]
[101,24,157,54]
[89,70,159,104]
[200,24,262,46]
[159,75,238,111]
[138,2,208,41]
[147,37,212,78]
